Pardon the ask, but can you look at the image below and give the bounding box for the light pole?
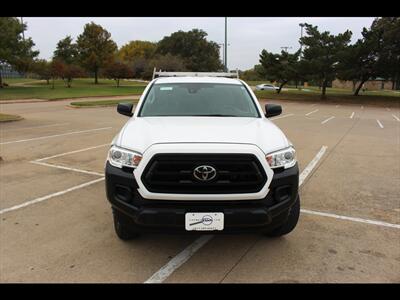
[20,17,25,40]
[280,46,292,53]
[219,43,225,66]
[224,17,228,71]
[298,23,306,89]
[299,23,305,57]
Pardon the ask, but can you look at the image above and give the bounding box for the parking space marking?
[350,112,355,119]
[300,209,400,229]
[0,177,105,215]
[392,114,400,122]
[0,127,112,145]
[305,109,318,116]
[36,143,109,162]
[31,161,104,176]
[144,146,328,284]
[376,119,384,129]
[299,146,328,186]
[0,144,108,215]
[321,116,335,124]
[3,123,70,131]
[270,114,294,121]
[144,235,214,284]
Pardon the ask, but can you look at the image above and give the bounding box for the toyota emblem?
[193,165,217,181]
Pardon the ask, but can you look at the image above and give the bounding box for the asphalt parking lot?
[0,98,399,283]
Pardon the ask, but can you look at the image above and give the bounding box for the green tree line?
[248,17,400,99]
[0,19,223,88]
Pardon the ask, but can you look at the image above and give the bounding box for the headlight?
[108,145,142,169]
[266,146,296,169]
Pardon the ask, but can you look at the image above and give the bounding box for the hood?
[117,117,289,154]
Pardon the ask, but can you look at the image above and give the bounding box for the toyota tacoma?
[105,71,300,240]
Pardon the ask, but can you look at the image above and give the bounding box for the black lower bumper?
[105,162,299,233]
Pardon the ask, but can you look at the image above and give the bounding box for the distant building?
[0,63,24,78]
[332,78,395,90]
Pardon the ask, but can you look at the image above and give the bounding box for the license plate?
[185,212,224,231]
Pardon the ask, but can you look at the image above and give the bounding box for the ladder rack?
[152,68,239,80]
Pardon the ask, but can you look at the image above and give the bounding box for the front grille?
[141,153,267,194]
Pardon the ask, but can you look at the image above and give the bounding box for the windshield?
[139,83,260,117]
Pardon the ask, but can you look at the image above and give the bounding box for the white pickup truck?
[105,71,299,240]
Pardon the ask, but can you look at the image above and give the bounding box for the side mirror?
[265,104,282,118]
[117,103,134,117]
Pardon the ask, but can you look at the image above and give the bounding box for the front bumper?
[105,162,299,233]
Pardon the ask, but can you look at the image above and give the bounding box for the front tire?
[265,195,300,237]
[112,209,140,240]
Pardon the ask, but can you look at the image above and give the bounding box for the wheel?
[112,208,140,240]
[265,195,300,237]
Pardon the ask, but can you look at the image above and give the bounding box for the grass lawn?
[0,78,146,101]
[70,99,138,107]
[2,78,44,85]
[0,113,23,122]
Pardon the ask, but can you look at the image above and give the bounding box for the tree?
[259,49,301,93]
[0,17,39,87]
[240,65,264,81]
[50,59,84,88]
[53,36,78,65]
[156,29,223,72]
[32,59,52,84]
[336,31,380,96]
[103,61,133,87]
[142,54,188,79]
[336,17,400,95]
[299,23,352,99]
[373,17,400,90]
[118,40,156,63]
[76,22,117,84]
[63,64,85,88]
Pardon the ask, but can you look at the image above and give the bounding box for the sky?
[23,17,376,71]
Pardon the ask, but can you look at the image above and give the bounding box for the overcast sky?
[23,17,375,70]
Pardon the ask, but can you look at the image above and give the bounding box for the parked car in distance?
[255,83,279,91]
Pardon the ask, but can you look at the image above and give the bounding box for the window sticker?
[160,87,173,91]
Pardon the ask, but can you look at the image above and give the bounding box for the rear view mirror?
[265,104,282,118]
[117,103,134,117]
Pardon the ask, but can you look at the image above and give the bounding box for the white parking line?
[392,114,400,122]
[144,235,214,284]
[299,146,328,186]
[300,209,400,229]
[305,109,318,116]
[0,177,105,215]
[376,119,384,129]
[350,112,355,119]
[36,143,109,162]
[270,114,294,121]
[3,123,70,131]
[144,145,328,284]
[321,116,335,124]
[31,161,104,176]
[0,127,112,145]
